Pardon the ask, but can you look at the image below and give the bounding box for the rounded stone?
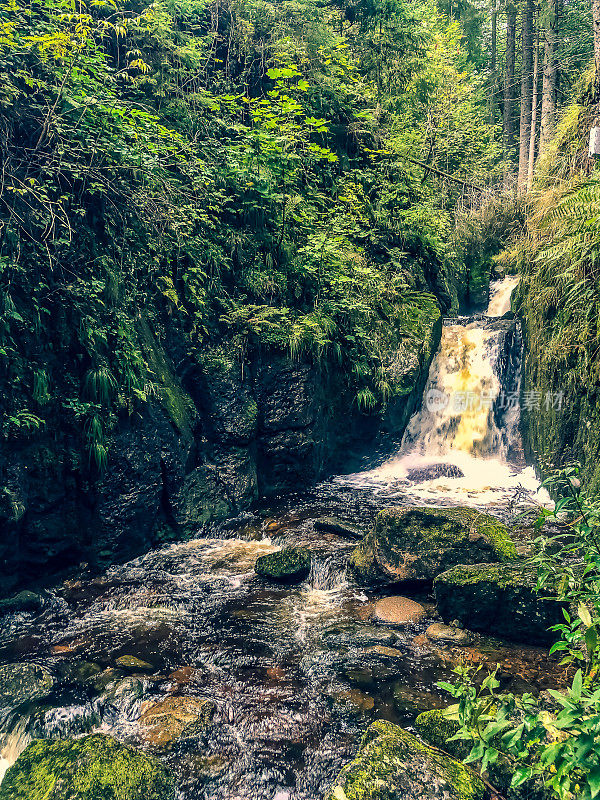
[372,596,426,626]
[139,695,216,747]
[426,622,473,645]
[0,663,55,712]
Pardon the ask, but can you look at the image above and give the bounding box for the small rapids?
[0,276,556,799]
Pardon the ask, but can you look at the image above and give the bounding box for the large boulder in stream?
[328,720,485,800]
[434,562,569,645]
[0,734,174,800]
[349,506,516,586]
[255,546,311,582]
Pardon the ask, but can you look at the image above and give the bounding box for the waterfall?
[341,276,547,508]
[487,276,519,317]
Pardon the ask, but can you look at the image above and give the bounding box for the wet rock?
[405,464,464,483]
[393,685,442,717]
[139,695,215,747]
[0,591,42,615]
[193,754,229,781]
[327,720,485,800]
[0,663,55,714]
[434,563,570,645]
[426,623,473,646]
[314,517,365,540]
[58,660,102,685]
[366,645,404,659]
[0,733,174,799]
[372,596,426,626]
[103,677,145,706]
[350,506,516,586]
[334,688,376,713]
[321,622,400,649]
[255,546,311,582]
[115,655,154,672]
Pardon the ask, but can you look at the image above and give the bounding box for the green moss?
[350,507,516,587]
[0,734,174,800]
[255,546,311,582]
[433,562,574,644]
[415,709,466,759]
[115,655,154,671]
[137,317,195,440]
[328,720,484,800]
[434,563,530,589]
[347,539,380,584]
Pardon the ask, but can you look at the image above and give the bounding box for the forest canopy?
[0,0,595,464]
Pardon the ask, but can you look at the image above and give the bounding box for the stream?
[0,277,561,798]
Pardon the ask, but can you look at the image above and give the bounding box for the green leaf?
[589,766,600,799]
[571,669,583,701]
[578,603,593,628]
[585,625,598,654]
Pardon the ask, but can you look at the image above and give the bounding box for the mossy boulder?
[0,734,174,799]
[255,546,311,582]
[349,507,516,586]
[415,709,466,758]
[328,720,485,800]
[115,655,154,672]
[434,563,569,644]
[0,591,42,615]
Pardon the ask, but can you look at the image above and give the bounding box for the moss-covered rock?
[0,590,42,615]
[327,720,485,800]
[434,563,569,644]
[115,655,154,672]
[349,507,516,586]
[0,734,174,800]
[415,709,466,758]
[255,546,311,582]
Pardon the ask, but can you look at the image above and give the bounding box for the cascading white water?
[487,275,519,317]
[340,276,547,508]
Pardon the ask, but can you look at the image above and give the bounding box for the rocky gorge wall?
[517,281,600,492]
[0,297,442,594]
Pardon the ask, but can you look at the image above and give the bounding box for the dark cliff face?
[0,304,442,593]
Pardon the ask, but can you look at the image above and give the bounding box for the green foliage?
[438,466,600,800]
[0,0,502,469]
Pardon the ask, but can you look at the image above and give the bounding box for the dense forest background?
[1,0,600,533]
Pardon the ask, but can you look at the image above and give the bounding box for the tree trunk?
[503,3,518,169]
[540,0,561,154]
[593,0,600,95]
[490,0,497,124]
[518,0,534,192]
[527,18,540,190]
